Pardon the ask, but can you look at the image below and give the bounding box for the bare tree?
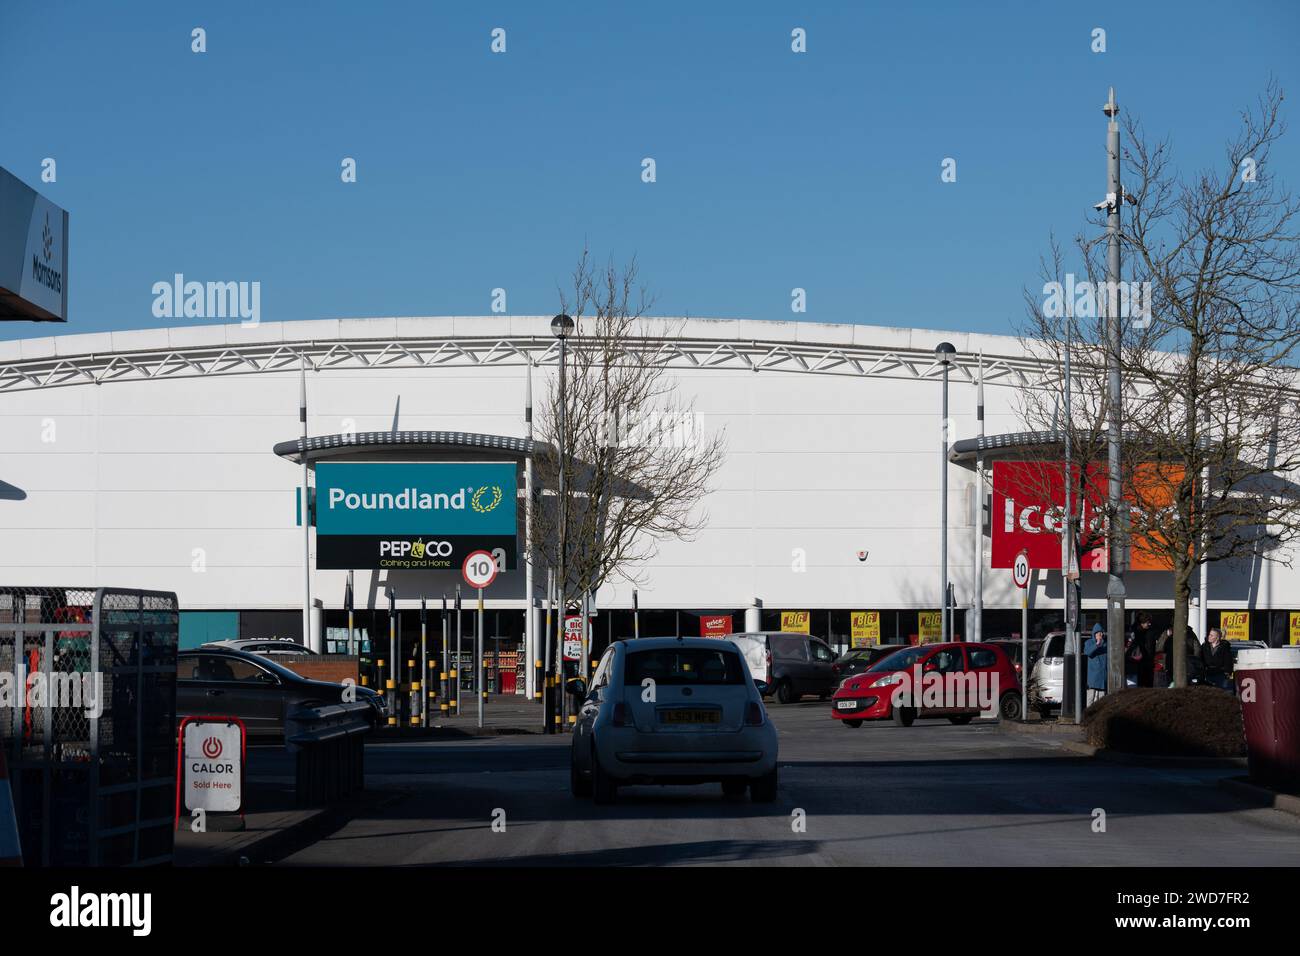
[1017,238,1118,568]
[1020,81,1300,687]
[530,250,727,622]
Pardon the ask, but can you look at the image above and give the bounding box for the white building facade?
[1,316,1296,676]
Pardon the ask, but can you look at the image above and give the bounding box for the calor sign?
[179,718,244,816]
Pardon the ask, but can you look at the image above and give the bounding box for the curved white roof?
[1,315,1028,364]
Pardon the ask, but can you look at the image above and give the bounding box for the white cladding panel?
[0,320,1297,615]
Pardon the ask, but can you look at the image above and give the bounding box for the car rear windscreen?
[624,648,746,685]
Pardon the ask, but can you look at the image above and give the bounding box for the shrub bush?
[1081,686,1246,757]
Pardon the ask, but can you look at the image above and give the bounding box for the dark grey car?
[731,631,839,703]
[177,647,383,738]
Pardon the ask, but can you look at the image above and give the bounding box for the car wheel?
[843,719,863,728]
[721,778,748,797]
[999,692,1023,721]
[570,756,592,798]
[750,768,778,803]
[591,742,618,805]
[947,714,975,725]
[776,680,796,704]
[892,706,916,727]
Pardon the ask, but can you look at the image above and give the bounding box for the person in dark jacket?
[1153,628,1174,688]
[1123,635,1143,686]
[1155,626,1203,686]
[1129,612,1157,686]
[1085,623,1109,706]
[1199,628,1233,690]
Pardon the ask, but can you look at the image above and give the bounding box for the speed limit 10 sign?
[1013,550,1031,589]
[462,550,498,590]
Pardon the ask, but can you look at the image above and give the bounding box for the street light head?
[935,341,956,364]
[551,313,575,339]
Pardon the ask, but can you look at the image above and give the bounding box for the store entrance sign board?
[0,167,68,322]
[314,462,518,570]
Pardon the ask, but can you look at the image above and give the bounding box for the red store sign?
[991,460,1108,570]
[699,615,733,637]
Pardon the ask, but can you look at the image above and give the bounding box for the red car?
[831,642,1022,727]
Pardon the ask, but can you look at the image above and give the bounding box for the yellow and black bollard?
[383,670,397,726]
[408,658,420,726]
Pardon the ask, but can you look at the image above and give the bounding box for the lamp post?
[551,313,574,732]
[936,342,956,642]
[1102,87,1129,692]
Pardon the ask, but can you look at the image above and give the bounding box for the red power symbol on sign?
[202,736,223,759]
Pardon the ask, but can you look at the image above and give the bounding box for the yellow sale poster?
[1290,612,1300,646]
[918,611,942,643]
[781,611,810,634]
[1220,611,1250,642]
[851,611,880,648]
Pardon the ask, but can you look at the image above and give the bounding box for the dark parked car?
[984,639,1035,680]
[201,638,318,657]
[832,644,909,683]
[177,647,384,738]
[728,631,838,703]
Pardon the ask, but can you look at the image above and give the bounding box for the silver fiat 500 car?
[569,637,779,804]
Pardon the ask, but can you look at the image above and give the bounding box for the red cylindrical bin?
[1234,647,1300,789]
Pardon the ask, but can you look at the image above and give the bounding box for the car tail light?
[744,701,765,726]
[612,702,629,726]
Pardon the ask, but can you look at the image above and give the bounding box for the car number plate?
[836,701,857,710]
[660,709,720,724]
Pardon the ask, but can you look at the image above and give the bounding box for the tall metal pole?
[973,353,985,642]
[455,585,463,717]
[580,590,590,681]
[418,596,427,727]
[1198,420,1211,641]
[633,589,640,640]
[440,595,449,720]
[299,355,314,651]
[477,587,485,729]
[1104,86,1128,693]
[1065,324,1081,722]
[1021,584,1029,720]
[543,568,553,732]
[345,570,355,657]
[524,358,536,702]
[386,586,397,727]
[556,325,570,729]
[941,351,951,642]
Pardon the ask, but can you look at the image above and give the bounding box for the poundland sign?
[314,461,517,570]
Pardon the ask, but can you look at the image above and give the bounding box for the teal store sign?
[313,462,517,570]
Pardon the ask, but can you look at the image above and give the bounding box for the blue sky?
[2,0,1297,340]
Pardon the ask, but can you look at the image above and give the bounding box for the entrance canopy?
[273,429,539,465]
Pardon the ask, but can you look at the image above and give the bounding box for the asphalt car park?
[271,695,1300,867]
